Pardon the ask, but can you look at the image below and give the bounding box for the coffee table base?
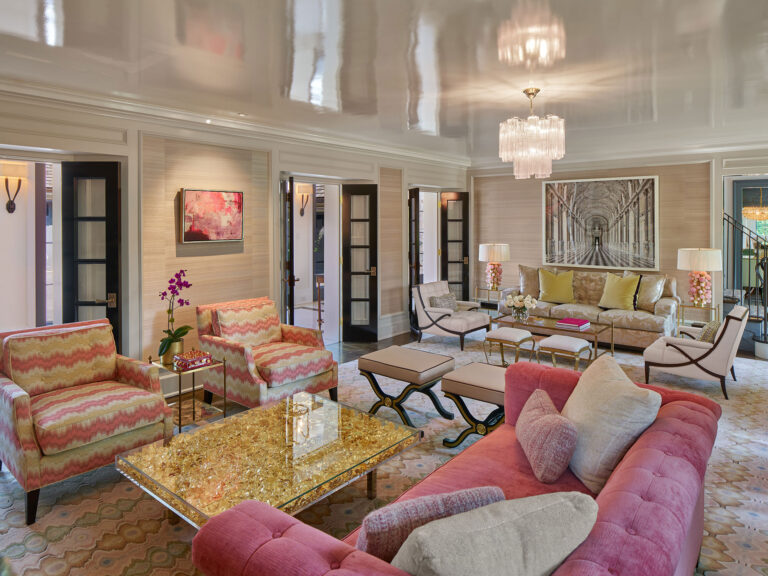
[361,370,454,428]
[441,392,505,448]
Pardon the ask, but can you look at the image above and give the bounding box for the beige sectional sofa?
[499,265,680,349]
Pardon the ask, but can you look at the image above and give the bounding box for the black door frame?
[281,176,296,325]
[61,161,121,351]
[440,191,470,301]
[408,187,421,332]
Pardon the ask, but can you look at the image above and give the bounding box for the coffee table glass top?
[116,392,420,527]
[497,315,610,335]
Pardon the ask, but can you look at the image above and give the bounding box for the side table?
[678,303,720,328]
[149,357,227,434]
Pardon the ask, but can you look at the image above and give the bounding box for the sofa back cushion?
[215,299,282,347]
[516,389,578,483]
[624,272,666,313]
[3,324,117,396]
[561,355,661,493]
[539,269,574,304]
[572,270,606,306]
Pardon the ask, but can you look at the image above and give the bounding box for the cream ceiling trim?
[0,79,472,169]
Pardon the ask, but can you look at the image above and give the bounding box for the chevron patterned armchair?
[0,319,173,524]
[195,297,338,409]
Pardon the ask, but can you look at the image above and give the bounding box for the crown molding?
[0,79,472,169]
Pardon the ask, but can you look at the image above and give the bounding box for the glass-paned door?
[440,192,469,300]
[281,176,296,325]
[408,188,421,331]
[61,162,121,351]
[342,184,378,342]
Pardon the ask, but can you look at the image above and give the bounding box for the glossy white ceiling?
[0,0,767,166]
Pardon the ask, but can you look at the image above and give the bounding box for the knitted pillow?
[356,486,505,562]
[697,320,721,343]
[516,389,578,483]
[429,293,457,311]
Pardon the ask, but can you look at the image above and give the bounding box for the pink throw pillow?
[356,486,504,562]
[517,389,578,483]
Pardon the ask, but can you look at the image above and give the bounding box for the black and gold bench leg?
[442,392,505,448]
[361,371,453,428]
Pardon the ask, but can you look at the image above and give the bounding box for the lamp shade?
[478,243,511,262]
[0,162,27,179]
[677,248,722,272]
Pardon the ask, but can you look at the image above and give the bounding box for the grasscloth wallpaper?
[473,163,710,299]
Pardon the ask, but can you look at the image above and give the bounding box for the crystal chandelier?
[499,88,565,179]
[742,188,768,221]
[497,0,566,69]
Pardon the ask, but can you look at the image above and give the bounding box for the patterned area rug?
[0,333,766,575]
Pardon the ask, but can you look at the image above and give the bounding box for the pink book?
[557,317,590,327]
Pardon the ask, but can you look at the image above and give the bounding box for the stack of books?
[555,317,591,331]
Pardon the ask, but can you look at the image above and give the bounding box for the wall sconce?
[0,162,26,214]
[297,190,311,217]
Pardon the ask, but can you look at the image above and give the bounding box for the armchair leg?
[26,489,40,525]
[460,335,465,351]
[203,390,213,405]
[730,366,737,381]
[644,364,650,384]
[329,387,338,402]
[720,378,729,400]
[417,331,423,343]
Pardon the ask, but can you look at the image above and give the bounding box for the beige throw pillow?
[519,265,541,298]
[561,355,661,493]
[624,272,666,313]
[391,492,598,576]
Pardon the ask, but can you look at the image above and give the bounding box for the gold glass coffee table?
[116,392,420,528]
[495,315,614,362]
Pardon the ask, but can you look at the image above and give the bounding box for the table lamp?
[478,243,510,290]
[677,248,722,307]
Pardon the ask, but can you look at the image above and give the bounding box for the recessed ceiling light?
[205,119,212,124]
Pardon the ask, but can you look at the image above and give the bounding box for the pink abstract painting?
[182,189,243,242]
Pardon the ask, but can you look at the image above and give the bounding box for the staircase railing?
[723,212,768,343]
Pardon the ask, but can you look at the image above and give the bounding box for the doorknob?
[93,293,117,308]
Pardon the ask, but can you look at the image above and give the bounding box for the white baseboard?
[378,311,411,340]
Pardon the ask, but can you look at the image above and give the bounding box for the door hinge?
[463,256,469,265]
[438,249,441,256]
[339,317,343,325]
[107,293,117,308]
[340,256,343,265]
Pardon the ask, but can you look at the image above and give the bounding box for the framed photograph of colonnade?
[542,176,659,270]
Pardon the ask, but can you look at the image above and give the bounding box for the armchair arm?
[116,355,161,394]
[425,306,454,317]
[0,377,41,489]
[456,300,480,311]
[654,297,679,318]
[192,500,409,576]
[662,336,713,352]
[198,335,266,386]
[678,326,702,339]
[280,324,324,348]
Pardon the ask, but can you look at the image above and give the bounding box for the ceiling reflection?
[0,0,767,162]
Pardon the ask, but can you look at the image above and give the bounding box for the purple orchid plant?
[158,269,193,357]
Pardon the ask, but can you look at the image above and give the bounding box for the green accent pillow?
[697,320,721,343]
[598,273,641,310]
[539,269,574,304]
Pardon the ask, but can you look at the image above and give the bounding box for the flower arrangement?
[486,262,503,290]
[688,271,712,306]
[158,269,193,357]
[506,293,538,320]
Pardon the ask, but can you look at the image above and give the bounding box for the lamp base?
[688,270,712,307]
[485,262,502,293]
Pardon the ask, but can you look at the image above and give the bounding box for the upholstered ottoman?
[358,346,455,427]
[538,335,592,370]
[440,363,506,448]
[484,327,535,366]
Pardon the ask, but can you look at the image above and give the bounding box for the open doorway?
[0,159,62,331]
[290,181,341,345]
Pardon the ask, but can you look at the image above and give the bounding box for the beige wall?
[379,167,405,316]
[473,162,711,300]
[141,136,270,360]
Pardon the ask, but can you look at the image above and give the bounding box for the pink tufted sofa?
[192,362,721,576]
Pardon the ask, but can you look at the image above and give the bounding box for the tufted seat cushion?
[438,311,489,332]
[539,335,591,354]
[598,308,668,332]
[250,343,335,388]
[30,381,168,455]
[550,304,604,324]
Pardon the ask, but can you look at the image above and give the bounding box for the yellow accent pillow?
[598,273,641,310]
[539,269,574,304]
